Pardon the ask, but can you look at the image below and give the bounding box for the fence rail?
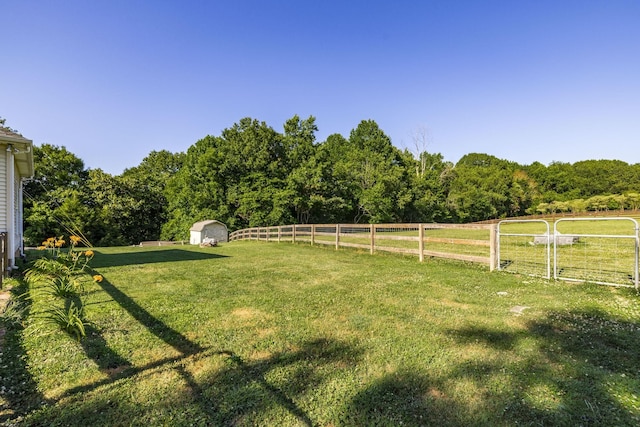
[228,219,640,288]
[229,223,497,269]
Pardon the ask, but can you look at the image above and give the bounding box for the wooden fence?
[229,223,497,270]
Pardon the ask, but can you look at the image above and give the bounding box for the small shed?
[190,220,228,245]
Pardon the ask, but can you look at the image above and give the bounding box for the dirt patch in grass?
[438,298,472,310]
[231,307,267,320]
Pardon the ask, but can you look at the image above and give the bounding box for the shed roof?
[0,126,34,177]
[190,220,227,232]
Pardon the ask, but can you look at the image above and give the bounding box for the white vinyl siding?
[13,170,21,254]
[0,147,6,232]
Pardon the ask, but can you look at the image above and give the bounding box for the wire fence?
[553,218,639,288]
[497,220,551,279]
[497,218,639,289]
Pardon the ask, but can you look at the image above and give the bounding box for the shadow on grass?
[0,325,46,423]
[22,274,361,425]
[0,283,47,423]
[90,273,204,356]
[80,324,132,375]
[345,370,465,426]
[27,338,363,426]
[170,338,364,426]
[344,309,639,426]
[381,308,638,426]
[91,248,228,269]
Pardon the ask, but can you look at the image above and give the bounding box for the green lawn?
[2,242,639,426]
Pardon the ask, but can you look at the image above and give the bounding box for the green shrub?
[43,301,87,341]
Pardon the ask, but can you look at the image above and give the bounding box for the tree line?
[21,116,640,246]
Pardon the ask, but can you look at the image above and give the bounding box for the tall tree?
[162,117,304,239]
[24,144,88,202]
[118,150,185,243]
[23,144,90,245]
[87,169,171,246]
[403,150,453,223]
[322,120,410,223]
[447,153,529,222]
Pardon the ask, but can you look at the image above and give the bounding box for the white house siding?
[13,171,22,256]
[0,130,34,270]
[0,148,6,232]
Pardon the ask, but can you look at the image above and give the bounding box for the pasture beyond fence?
[230,223,497,268]
[229,219,639,289]
[497,217,639,289]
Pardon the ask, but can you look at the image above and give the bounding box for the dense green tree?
[282,115,322,223]
[625,192,640,210]
[161,135,227,240]
[162,117,300,239]
[573,159,634,197]
[217,117,293,228]
[122,149,185,179]
[117,150,185,243]
[23,145,90,245]
[402,150,453,223]
[21,115,640,246]
[447,154,512,222]
[24,144,88,201]
[538,161,580,201]
[86,169,169,245]
[320,120,411,223]
[445,154,539,222]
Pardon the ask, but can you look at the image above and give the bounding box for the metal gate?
[498,217,639,289]
[497,220,551,279]
[553,217,639,288]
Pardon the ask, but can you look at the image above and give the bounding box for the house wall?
[13,171,22,257]
[0,145,27,264]
[0,147,6,232]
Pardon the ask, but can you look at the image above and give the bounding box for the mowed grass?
[2,242,640,426]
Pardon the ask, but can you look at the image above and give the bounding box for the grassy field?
[1,241,639,426]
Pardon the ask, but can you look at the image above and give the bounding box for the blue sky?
[2,0,639,175]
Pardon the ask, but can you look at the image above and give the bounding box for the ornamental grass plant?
[20,236,99,341]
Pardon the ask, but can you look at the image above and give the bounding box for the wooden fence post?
[278,226,281,243]
[370,225,375,255]
[489,223,497,271]
[419,224,424,262]
[293,225,296,243]
[311,224,315,246]
[335,224,340,250]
